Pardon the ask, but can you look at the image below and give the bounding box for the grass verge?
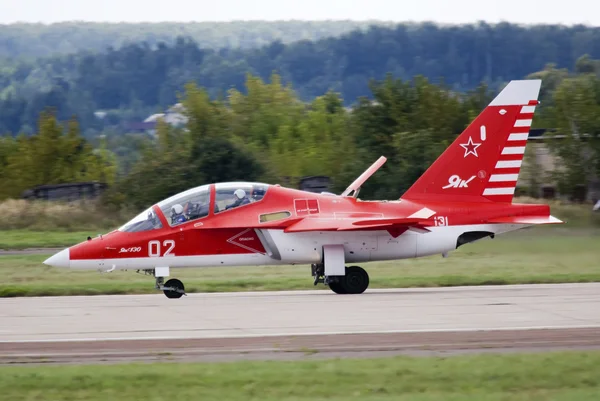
[2,228,599,297]
[1,351,599,400]
[0,199,124,232]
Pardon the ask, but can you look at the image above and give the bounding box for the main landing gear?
[139,269,186,299]
[312,263,370,294]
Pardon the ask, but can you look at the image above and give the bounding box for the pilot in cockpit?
[184,196,209,220]
[227,189,251,209]
[170,204,187,225]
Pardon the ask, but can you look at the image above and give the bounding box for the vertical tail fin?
[401,79,541,203]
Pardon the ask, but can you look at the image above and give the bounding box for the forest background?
[1,20,599,214]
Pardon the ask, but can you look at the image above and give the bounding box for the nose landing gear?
[139,269,186,299]
[157,277,186,299]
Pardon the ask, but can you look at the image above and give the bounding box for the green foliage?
[2,22,600,135]
[0,21,389,59]
[101,131,148,176]
[103,73,360,204]
[104,85,265,209]
[0,112,116,201]
[346,75,471,198]
[2,350,600,400]
[291,92,355,180]
[0,134,18,188]
[536,68,600,197]
[226,74,354,185]
[3,60,600,209]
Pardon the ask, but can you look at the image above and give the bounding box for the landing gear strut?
[312,263,369,294]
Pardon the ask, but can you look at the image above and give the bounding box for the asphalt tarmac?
[1,283,599,364]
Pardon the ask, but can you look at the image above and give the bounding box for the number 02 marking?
[434,216,449,226]
[148,240,176,257]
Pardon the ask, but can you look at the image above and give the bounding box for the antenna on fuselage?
[341,156,387,198]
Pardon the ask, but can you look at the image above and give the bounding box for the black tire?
[328,279,347,294]
[164,278,185,299]
[342,266,369,294]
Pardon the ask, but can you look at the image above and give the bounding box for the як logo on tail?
[443,175,475,189]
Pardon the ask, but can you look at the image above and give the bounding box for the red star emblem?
[460,136,481,158]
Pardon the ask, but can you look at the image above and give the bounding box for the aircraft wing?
[283,217,430,234]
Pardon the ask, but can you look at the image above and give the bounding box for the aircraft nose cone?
[43,248,70,268]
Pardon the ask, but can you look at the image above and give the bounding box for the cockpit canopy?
[117,207,164,233]
[118,182,269,232]
[158,184,211,227]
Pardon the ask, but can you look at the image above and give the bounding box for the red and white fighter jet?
[44,79,561,298]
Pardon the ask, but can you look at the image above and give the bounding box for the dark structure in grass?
[21,182,107,202]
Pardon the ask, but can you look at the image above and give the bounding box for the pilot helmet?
[233,189,246,199]
[171,204,184,216]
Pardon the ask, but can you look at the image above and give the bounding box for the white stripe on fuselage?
[69,253,281,271]
[67,224,529,271]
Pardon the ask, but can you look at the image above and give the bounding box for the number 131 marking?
[148,240,175,257]
[434,216,449,226]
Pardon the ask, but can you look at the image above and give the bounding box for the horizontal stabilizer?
[487,215,563,225]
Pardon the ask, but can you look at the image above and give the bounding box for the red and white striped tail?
[402,79,541,204]
[482,100,538,203]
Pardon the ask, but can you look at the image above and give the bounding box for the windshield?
[157,184,211,226]
[118,207,163,232]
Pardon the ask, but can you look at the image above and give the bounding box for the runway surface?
[1,283,599,364]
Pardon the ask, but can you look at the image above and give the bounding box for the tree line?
[2,22,600,135]
[2,63,598,207]
[0,112,115,200]
[0,21,389,59]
